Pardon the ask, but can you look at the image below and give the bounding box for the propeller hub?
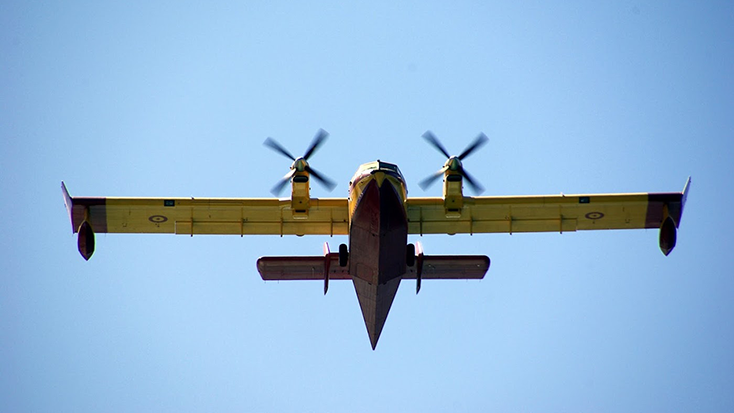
[293,158,308,172]
[446,156,461,171]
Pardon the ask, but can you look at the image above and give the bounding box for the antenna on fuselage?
[264,128,337,196]
[418,131,488,195]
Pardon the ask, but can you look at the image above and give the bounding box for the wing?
[62,182,349,237]
[406,178,690,254]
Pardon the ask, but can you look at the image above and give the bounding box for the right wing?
[406,178,691,255]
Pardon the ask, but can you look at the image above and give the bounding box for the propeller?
[264,128,337,196]
[418,131,488,194]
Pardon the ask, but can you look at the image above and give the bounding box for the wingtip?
[61,181,70,200]
[682,176,691,206]
[61,181,74,232]
[676,176,692,229]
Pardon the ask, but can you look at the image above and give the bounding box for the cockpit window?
[351,161,406,187]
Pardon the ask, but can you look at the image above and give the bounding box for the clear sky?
[2,1,733,412]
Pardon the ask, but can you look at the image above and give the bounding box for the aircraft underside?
[349,178,409,349]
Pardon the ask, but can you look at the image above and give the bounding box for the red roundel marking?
[149,215,168,223]
[585,212,604,220]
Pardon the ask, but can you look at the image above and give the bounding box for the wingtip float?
[61,131,691,349]
[62,181,95,260]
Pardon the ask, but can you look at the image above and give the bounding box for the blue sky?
[2,1,733,411]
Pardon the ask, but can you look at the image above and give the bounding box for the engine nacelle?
[291,173,310,219]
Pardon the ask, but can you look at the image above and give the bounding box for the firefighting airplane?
[62,130,690,349]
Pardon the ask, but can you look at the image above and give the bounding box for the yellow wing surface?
[406,177,690,254]
[407,183,688,235]
[62,183,349,237]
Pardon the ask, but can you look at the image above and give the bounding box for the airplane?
[62,129,691,349]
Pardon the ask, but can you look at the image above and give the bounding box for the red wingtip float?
[63,130,689,349]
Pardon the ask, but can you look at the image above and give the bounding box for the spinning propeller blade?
[459,132,489,160]
[418,167,448,191]
[305,166,336,192]
[458,165,484,194]
[270,170,296,196]
[264,129,336,196]
[422,131,451,159]
[303,128,329,160]
[263,137,296,161]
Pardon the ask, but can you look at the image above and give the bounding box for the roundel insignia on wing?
[149,215,168,224]
[585,212,604,220]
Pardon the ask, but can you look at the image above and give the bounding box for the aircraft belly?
[348,178,408,349]
[349,179,408,284]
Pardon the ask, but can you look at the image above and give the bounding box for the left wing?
[62,182,349,236]
[62,182,349,259]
